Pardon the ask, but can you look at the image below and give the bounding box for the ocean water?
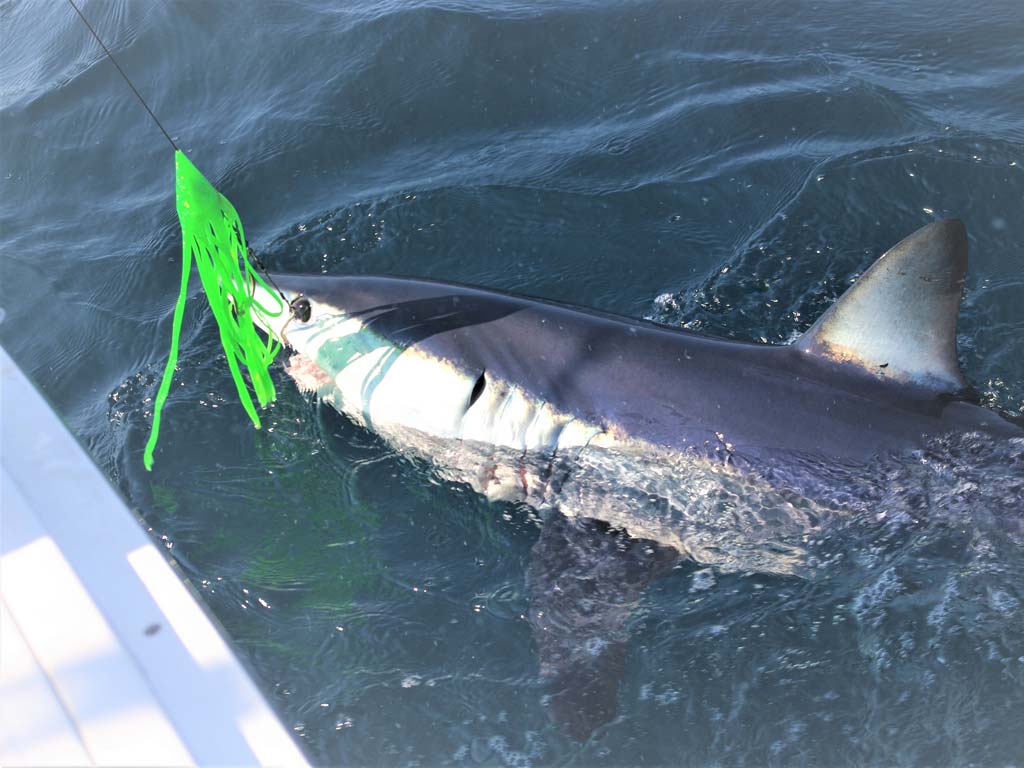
[3,0,1024,765]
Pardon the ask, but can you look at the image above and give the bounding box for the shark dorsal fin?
[796,219,969,394]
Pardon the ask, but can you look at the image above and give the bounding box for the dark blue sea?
[3,1,1024,765]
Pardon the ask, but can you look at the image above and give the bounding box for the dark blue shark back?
[270,270,1020,465]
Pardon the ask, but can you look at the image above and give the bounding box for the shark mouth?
[284,352,333,395]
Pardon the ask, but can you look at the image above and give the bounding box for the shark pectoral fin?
[526,513,680,740]
[795,219,969,394]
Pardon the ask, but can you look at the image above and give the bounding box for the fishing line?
[67,0,178,151]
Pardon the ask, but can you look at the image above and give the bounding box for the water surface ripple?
[2,1,1024,765]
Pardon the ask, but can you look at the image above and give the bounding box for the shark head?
[251,270,622,463]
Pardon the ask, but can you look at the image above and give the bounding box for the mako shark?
[251,219,1021,736]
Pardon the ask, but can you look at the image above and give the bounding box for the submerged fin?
[527,514,679,740]
[796,219,969,394]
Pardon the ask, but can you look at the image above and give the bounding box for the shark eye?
[291,297,311,323]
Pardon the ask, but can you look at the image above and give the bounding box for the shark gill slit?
[467,370,486,410]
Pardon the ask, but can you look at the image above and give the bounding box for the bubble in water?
[690,568,717,592]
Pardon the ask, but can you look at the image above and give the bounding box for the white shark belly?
[283,310,609,453]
